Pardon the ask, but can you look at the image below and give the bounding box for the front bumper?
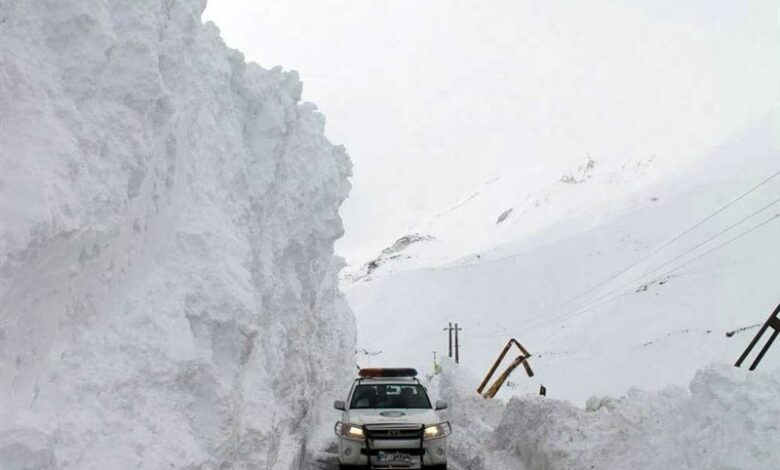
[337,424,447,469]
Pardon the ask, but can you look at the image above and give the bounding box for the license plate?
[377,452,412,464]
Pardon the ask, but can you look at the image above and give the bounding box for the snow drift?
[432,360,780,470]
[0,0,353,468]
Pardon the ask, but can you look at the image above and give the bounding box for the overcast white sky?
[204,0,779,263]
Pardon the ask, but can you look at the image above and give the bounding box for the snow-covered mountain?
[1,1,353,468]
[345,115,780,404]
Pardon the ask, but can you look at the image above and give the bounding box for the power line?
[627,200,778,285]
[526,212,779,332]
[544,171,780,313]
[480,174,780,338]
[539,198,780,323]
[524,292,632,333]
[523,213,780,333]
[651,213,780,283]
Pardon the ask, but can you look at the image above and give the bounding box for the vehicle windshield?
[350,383,432,409]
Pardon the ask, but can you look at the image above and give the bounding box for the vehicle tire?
[338,465,368,470]
[423,465,447,470]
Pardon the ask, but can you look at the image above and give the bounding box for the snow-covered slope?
[1,1,353,469]
[346,117,780,404]
[430,359,780,470]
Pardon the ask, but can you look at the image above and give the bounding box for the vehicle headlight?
[335,422,365,441]
[423,422,451,440]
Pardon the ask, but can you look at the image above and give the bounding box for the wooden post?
[454,323,462,364]
[735,303,780,371]
[443,323,453,358]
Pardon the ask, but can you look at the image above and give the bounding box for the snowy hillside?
[1,1,353,469]
[345,117,780,404]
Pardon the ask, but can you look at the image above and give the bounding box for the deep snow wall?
[0,0,355,468]
[431,361,780,470]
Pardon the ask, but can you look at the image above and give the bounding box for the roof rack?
[358,368,418,378]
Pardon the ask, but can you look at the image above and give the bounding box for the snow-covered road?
[309,441,467,470]
[310,448,466,470]
[310,443,339,470]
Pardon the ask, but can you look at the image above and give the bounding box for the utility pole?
[735,302,780,371]
[443,322,453,358]
[454,323,462,364]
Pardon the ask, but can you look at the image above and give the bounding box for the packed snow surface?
[430,359,780,470]
[1,0,353,468]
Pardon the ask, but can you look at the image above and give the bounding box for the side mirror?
[334,400,346,411]
[435,400,448,410]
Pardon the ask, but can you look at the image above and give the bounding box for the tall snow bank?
[434,362,780,470]
[427,358,507,467]
[0,0,354,468]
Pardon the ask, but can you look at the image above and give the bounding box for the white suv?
[333,368,450,470]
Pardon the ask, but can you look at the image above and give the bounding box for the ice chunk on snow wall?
[0,0,354,468]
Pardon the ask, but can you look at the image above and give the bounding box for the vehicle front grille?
[364,423,424,440]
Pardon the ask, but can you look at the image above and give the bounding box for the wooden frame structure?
[477,338,534,399]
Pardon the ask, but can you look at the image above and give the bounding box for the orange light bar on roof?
[359,368,418,378]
